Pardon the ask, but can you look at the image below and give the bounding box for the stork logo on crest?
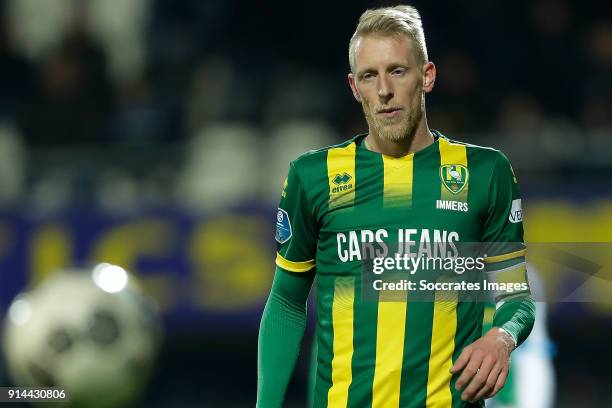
[439,164,469,194]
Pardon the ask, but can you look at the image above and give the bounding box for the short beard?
[362,97,423,144]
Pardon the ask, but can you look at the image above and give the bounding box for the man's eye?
[362,73,375,80]
[392,68,405,76]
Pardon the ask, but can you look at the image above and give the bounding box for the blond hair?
[349,5,429,73]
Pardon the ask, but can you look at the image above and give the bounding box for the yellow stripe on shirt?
[371,292,408,408]
[327,142,357,210]
[438,138,468,202]
[382,154,414,208]
[327,277,355,408]
[426,286,458,408]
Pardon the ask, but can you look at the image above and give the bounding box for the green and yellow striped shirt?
[275,131,527,408]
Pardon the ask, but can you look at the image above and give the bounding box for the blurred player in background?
[483,266,555,408]
[258,5,535,407]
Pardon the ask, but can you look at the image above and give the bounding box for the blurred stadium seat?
[176,122,262,212]
[263,120,337,202]
[0,121,24,205]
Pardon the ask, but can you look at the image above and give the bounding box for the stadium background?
[0,0,611,406]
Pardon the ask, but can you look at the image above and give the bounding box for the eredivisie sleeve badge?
[275,208,292,244]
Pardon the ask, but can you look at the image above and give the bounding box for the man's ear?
[348,73,361,102]
[422,62,436,93]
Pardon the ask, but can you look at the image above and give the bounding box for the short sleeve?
[274,162,317,273]
[481,151,526,265]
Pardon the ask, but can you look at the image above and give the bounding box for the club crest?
[439,164,469,194]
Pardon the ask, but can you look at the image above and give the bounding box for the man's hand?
[449,327,516,403]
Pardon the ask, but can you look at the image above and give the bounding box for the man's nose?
[377,75,393,102]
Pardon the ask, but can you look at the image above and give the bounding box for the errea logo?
[509,199,523,223]
[331,172,353,193]
[333,172,352,185]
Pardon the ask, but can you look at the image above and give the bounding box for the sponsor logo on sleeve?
[509,199,523,223]
[275,208,292,244]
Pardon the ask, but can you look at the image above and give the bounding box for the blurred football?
[2,264,162,408]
